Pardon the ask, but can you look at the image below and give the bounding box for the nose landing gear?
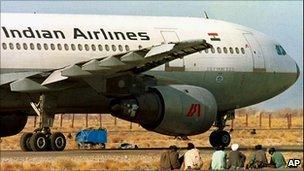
[209,130,231,148]
[209,110,234,148]
[20,94,66,151]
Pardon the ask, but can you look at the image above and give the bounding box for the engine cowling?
[110,85,217,136]
[0,111,28,137]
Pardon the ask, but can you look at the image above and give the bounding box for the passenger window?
[78,44,83,51]
[241,47,245,54]
[44,43,48,50]
[50,44,55,50]
[16,43,21,50]
[57,44,62,50]
[30,43,35,50]
[223,47,228,54]
[205,49,208,53]
[118,45,123,52]
[112,45,116,51]
[235,47,239,54]
[64,44,69,51]
[281,47,286,55]
[37,43,42,50]
[71,44,76,51]
[2,43,7,50]
[23,43,28,50]
[98,45,103,51]
[9,43,14,50]
[105,44,110,51]
[125,45,130,51]
[229,47,233,54]
[217,47,221,53]
[84,44,89,51]
[276,45,286,55]
[91,44,96,51]
[211,47,215,53]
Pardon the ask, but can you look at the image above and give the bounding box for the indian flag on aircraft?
[208,32,221,41]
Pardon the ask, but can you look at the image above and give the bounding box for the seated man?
[227,143,246,169]
[211,145,227,170]
[268,147,286,168]
[159,145,181,170]
[181,143,202,170]
[247,145,268,169]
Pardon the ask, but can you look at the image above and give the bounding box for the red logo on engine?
[187,104,201,117]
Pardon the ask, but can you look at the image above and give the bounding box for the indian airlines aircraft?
[0,13,299,151]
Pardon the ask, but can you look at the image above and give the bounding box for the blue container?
[75,129,107,149]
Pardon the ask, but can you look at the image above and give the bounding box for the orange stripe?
[208,33,218,36]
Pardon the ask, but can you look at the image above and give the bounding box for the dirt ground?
[0,108,303,170]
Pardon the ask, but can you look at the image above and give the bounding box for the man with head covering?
[181,143,202,170]
[268,147,286,168]
[247,144,268,169]
[227,143,246,169]
[211,145,227,170]
[159,145,181,170]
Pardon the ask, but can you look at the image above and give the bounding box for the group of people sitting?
[160,143,286,170]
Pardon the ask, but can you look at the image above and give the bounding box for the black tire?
[20,132,33,151]
[219,130,231,147]
[50,132,66,151]
[209,131,220,148]
[209,130,231,148]
[29,132,48,151]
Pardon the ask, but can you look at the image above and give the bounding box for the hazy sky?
[1,1,303,110]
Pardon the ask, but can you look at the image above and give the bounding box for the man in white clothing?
[211,145,227,170]
[181,143,202,170]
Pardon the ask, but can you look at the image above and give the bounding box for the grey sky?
[1,1,303,110]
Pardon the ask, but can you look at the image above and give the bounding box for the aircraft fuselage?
[0,13,299,113]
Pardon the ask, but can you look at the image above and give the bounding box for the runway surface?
[1,145,302,158]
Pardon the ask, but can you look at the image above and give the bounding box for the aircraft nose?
[295,62,300,80]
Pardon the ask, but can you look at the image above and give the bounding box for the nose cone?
[295,62,300,80]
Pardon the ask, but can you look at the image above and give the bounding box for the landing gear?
[20,132,33,151]
[21,129,67,152]
[29,132,48,151]
[20,94,66,151]
[50,132,66,151]
[209,110,234,148]
[209,130,231,148]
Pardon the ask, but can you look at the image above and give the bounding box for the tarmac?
[1,145,302,159]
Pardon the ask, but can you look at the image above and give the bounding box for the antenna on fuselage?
[204,11,209,19]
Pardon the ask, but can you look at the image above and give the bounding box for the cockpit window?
[275,45,286,55]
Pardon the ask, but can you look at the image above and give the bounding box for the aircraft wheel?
[209,130,220,147]
[219,130,231,147]
[20,132,33,151]
[30,132,48,151]
[209,130,231,148]
[50,132,66,151]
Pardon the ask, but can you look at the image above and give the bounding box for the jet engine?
[110,85,217,136]
[0,111,28,137]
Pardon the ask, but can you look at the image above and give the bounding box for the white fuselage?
[0,13,299,111]
[0,13,297,73]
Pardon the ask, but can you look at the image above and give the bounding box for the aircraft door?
[160,31,185,71]
[243,33,265,71]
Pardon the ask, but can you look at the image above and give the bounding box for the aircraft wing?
[8,39,212,93]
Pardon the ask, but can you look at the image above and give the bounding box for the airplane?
[0,13,299,151]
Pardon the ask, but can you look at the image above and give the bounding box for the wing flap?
[145,44,175,58]
[41,69,68,86]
